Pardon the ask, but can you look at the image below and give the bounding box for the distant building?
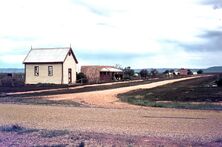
[178,68,188,76]
[166,72,174,78]
[81,66,123,83]
[23,47,78,84]
[173,71,179,75]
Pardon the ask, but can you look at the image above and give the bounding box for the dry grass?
[118,75,222,110]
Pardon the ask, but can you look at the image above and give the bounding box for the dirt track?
[45,76,205,108]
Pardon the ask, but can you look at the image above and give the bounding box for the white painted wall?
[25,63,62,84]
[63,52,77,84]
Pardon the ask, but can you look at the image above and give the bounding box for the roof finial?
[70,43,72,49]
[31,45,32,49]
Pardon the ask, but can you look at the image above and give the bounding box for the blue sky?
[0,0,222,69]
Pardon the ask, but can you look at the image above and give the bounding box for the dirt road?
[0,104,221,143]
[45,76,206,108]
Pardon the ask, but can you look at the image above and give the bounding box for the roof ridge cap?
[32,47,70,50]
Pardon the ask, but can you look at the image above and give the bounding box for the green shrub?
[76,72,88,83]
[197,69,203,74]
[216,78,222,87]
[123,67,135,80]
[140,69,149,79]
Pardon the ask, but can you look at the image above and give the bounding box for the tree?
[163,70,169,74]
[169,69,174,73]
[140,69,148,79]
[197,69,203,74]
[216,78,222,87]
[114,64,123,70]
[123,66,135,79]
[187,69,193,75]
[76,72,88,83]
[150,69,158,77]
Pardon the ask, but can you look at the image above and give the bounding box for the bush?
[197,69,203,74]
[76,72,88,83]
[139,69,148,79]
[187,69,193,75]
[163,70,169,74]
[216,78,222,87]
[150,69,158,77]
[0,73,24,87]
[123,67,135,80]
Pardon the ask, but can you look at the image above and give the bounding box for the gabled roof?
[100,67,123,72]
[81,65,123,73]
[23,47,78,64]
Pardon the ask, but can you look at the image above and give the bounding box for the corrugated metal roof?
[23,47,78,63]
[100,67,123,72]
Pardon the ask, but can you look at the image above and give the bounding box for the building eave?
[23,62,63,64]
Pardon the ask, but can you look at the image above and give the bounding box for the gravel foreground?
[0,126,222,147]
[0,104,222,146]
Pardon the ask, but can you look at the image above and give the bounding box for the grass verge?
[0,96,83,107]
[118,75,222,110]
[120,97,222,110]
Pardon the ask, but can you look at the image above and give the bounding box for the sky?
[0,0,221,69]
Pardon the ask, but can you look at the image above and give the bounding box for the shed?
[81,66,123,83]
[178,68,188,76]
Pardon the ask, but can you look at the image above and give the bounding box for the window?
[48,66,53,76]
[34,66,39,76]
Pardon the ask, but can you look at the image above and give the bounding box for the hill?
[204,66,222,73]
[0,68,24,73]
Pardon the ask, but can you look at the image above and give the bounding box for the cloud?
[0,0,222,68]
[162,29,222,52]
[71,0,110,17]
[71,0,123,17]
[201,0,222,9]
[0,35,38,42]
[77,51,154,60]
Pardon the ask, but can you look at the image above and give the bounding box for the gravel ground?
[0,104,222,144]
[1,128,221,146]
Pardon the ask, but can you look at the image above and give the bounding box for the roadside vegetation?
[0,96,83,107]
[216,78,222,87]
[118,75,222,110]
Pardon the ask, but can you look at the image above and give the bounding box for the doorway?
[68,68,72,84]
